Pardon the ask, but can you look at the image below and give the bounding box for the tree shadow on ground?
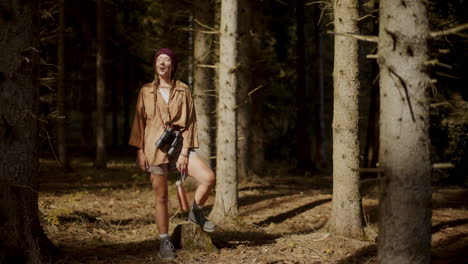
[254,198,332,226]
[335,244,377,264]
[432,232,468,264]
[432,218,468,234]
[211,230,279,248]
[59,238,159,263]
[238,192,296,207]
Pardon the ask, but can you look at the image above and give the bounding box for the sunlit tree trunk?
[57,0,71,171]
[377,1,431,263]
[0,0,56,261]
[193,0,214,162]
[328,0,364,238]
[210,0,239,222]
[95,0,106,168]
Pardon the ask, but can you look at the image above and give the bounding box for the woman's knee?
[202,170,215,187]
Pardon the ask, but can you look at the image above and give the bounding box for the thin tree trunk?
[328,0,364,238]
[295,0,311,171]
[95,0,106,168]
[122,52,130,145]
[377,1,431,263]
[193,0,214,162]
[57,0,71,171]
[0,0,57,261]
[249,1,264,176]
[210,0,239,222]
[236,0,252,182]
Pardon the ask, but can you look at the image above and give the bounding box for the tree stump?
[171,218,217,252]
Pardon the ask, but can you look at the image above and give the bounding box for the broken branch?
[327,31,378,43]
[430,23,468,38]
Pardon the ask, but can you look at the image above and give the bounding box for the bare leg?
[150,170,169,234]
[187,155,215,206]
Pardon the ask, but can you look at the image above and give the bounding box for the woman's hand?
[177,154,189,175]
[137,149,149,171]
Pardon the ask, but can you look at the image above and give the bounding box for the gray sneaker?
[188,203,216,232]
[158,238,175,260]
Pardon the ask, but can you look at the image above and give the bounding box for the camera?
[155,127,182,156]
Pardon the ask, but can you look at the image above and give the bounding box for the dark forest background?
[37,0,467,183]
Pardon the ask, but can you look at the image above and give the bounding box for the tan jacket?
[129,80,199,166]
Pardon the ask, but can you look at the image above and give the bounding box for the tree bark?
[377,1,432,263]
[193,0,214,162]
[57,0,71,171]
[328,0,364,238]
[210,0,239,222]
[95,0,106,168]
[236,0,253,182]
[0,0,57,261]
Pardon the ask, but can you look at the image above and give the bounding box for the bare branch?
[432,163,455,169]
[430,23,468,38]
[197,64,218,69]
[178,27,219,34]
[193,18,217,31]
[327,30,378,43]
[247,85,264,103]
[356,9,379,22]
[424,59,453,69]
[435,71,461,79]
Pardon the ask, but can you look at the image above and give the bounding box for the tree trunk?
[193,0,214,162]
[249,2,265,176]
[57,0,71,171]
[328,0,364,238]
[0,0,57,261]
[236,0,252,182]
[377,1,431,263]
[295,0,311,171]
[95,0,106,168]
[210,0,239,222]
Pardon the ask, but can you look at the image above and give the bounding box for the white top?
[159,88,169,104]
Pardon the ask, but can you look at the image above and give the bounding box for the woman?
[129,48,215,260]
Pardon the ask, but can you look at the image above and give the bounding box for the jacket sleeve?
[129,88,146,149]
[181,88,199,149]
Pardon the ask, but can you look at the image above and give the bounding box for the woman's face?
[155,54,172,78]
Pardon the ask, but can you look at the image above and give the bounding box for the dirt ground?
[38,156,468,264]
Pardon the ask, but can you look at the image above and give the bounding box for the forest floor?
[38,154,468,264]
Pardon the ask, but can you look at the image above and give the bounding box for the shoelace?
[163,239,175,250]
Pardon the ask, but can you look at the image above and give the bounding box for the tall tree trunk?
[210,0,239,222]
[295,0,311,171]
[122,52,130,145]
[193,0,214,162]
[236,0,252,182]
[95,0,106,168]
[0,0,57,261]
[360,0,379,169]
[328,0,364,238]
[377,1,431,263]
[57,0,71,171]
[249,1,264,176]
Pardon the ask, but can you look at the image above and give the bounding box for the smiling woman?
[128,48,216,260]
